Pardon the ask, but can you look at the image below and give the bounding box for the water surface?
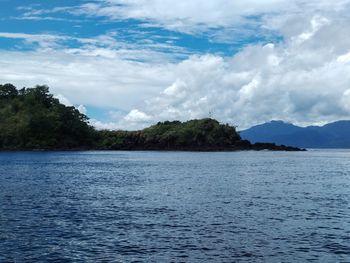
[0,150,349,262]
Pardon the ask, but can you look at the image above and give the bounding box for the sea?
[0,150,349,262]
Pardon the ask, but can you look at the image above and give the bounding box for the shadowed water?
[0,150,349,262]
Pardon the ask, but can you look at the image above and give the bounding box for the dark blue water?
[0,150,349,262]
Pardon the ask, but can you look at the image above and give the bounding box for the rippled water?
[0,150,349,262]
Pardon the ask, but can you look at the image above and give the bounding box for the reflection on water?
[0,150,349,262]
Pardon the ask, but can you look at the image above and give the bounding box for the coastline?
[0,144,306,152]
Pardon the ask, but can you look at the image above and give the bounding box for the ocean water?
[0,150,349,262]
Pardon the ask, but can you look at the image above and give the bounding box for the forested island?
[0,84,303,151]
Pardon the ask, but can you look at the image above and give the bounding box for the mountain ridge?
[240,120,350,148]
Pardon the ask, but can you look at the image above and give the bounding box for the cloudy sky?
[1,0,350,130]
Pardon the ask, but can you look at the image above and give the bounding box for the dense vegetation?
[98,119,244,150]
[0,84,96,149]
[0,84,303,151]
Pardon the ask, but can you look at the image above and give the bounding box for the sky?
[1,0,350,130]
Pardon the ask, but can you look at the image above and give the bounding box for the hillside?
[0,84,96,149]
[240,120,350,148]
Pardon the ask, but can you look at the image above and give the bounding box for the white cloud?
[3,11,350,130]
[293,16,330,44]
[119,11,350,129]
[64,0,350,36]
[54,94,87,115]
[89,119,121,130]
[54,94,72,106]
[77,104,87,114]
[90,1,274,22]
[124,109,151,123]
[90,109,151,130]
[337,51,350,64]
[0,49,175,110]
[72,0,291,34]
[0,32,63,41]
[0,32,68,49]
[0,31,188,61]
[3,1,350,130]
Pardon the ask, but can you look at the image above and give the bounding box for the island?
[0,83,304,151]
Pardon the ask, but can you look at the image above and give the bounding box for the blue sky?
[0,0,276,56]
[1,0,350,129]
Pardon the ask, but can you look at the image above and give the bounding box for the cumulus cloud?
[89,119,121,130]
[124,109,151,122]
[89,109,151,130]
[337,51,350,64]
[77,104,87,114]
[120,12,350,129]
[3,1,350,130]
[0,49,175,109]
[54,94,87,115]
[54,94,72,106]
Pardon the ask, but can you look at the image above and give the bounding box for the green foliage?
[0,84,18,98]
[97,118,242,150]
[141,118,241,148]
[96,130,142,150]
[0,84,96,149]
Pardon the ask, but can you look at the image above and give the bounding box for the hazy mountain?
[240,120,350,148]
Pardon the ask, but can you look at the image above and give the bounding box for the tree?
[0,83,97,149]
[0,84,18,98]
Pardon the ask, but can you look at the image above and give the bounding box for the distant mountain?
[240,120,350,148]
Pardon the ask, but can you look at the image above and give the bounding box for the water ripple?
[0,150,350,262]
